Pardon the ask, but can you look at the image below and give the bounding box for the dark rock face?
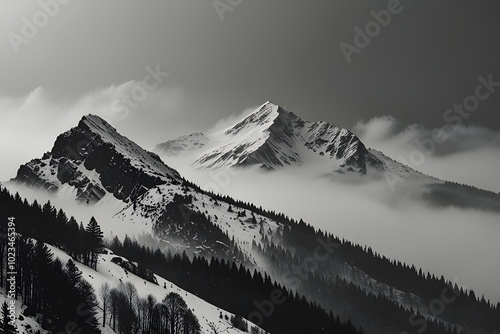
[14,155,107,203]
[15,159,59,192]
[13,115,181,204]
[111,256,158,284]
[300,117,384,174]
[154,199,232,258]
[54,134,157,202]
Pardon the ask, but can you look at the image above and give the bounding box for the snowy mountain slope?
[154,102,384,174]
[5,114,283,262]
[113,181,282,263]
[46,244,265,334]
[13,115,181,204]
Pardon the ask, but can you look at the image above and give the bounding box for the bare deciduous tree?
[99,282,111,327]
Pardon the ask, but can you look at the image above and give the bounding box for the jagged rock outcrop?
[14,115,181,203]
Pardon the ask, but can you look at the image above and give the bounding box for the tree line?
[0,187,103,333]
[276,218,500,333]
[109,236,362,334]
[0,188,104,270]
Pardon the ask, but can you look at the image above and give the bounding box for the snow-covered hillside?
[46,244,264,334]
[0,292,46,334]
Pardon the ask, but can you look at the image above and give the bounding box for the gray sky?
[1,0,500,188]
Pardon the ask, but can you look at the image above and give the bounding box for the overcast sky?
[0,0,499,189]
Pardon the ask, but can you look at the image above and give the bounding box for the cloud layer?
[353,116,500,192]
[165,162,500,305]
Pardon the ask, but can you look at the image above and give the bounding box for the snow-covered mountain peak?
[224,101,279,135]
[13,114,182,204]
[81,113,115,129]
[186,102,301,169]
[154,102,383,173]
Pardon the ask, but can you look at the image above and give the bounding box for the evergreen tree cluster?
[5,236,100,333]
[0,188,104,270]
[0,188,102,333]
[274,221,500,333]
[109,237,362,334]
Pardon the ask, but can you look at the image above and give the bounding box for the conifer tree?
[1,301,18,334]
[33,240,53,310]
[66,259,82,288]
[86,217,104,269]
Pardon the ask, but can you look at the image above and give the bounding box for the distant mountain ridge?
[154,102,384,174]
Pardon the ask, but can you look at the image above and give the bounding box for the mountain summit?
[13,114,181,203]
[155,102,384,174]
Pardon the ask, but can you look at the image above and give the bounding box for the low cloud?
[352,115,402,143]
[353,116,500,192]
